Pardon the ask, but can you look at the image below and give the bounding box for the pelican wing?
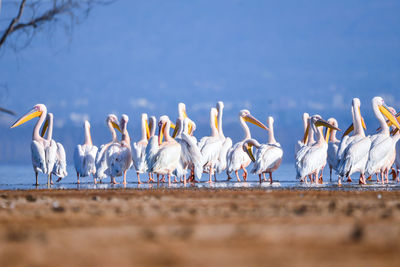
[74,144,85,175]
[31,140,47,174]
[252,144,283,174]
[365,136,394,177]
[227,141,249,173]
[179,132,204,178]
[53,142,67,178]
[45,140,58,176]
[95,143,111,179]
[216,137,233,174]
[132,142,147,173]
[298,143,327,179]
[151,143,181,174]
[337,137,371,177]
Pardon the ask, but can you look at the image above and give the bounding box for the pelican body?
[326,118,340,181]
[106,114,133,184]
[243,116,283,184]
[132,113,150,184]
[95,114,121,180]
[337,98,371,185]
[146,116,181,186]
[226,110,268,181]
[364,97,400,183]
[11,104,59,185]
[199,108,223,183]
[74,120,98,184]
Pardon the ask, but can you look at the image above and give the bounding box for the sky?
[0,0,400,163]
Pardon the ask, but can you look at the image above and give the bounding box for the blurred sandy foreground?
[0,188,399,267]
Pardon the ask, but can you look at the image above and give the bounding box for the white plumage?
[227,110,268,181]
[74,120,98,183]
[106,114,132,184]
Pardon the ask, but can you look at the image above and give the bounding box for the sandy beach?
[0,188,399,266]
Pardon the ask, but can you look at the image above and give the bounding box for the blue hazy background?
[0,0,399,164]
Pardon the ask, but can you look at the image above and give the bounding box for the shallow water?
[0,163,398,191]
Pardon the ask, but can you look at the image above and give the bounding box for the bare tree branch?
[0,0,114,52]
[0,0,27,48]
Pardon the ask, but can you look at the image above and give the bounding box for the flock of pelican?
[9,96,400,187]
[295,96,400,185]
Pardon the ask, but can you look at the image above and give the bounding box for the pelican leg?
[214,172,218,182]
[319,166,324,184]
[35,172,39,186]
[235,170,241,182]
[173,176,178,183]
[263,173,267,182]
[123,171,127,185]
[227,170,232,181]
[242,167,248,181]
[359,173,366,185]
[168,173,171,187]
[259,174,262,183]
[50,174,54,185]
[47,174,51,186]
[207,167,213,183]
[329,166,332,182]
[111,177,119,184]
[385,169,389,183]
[137,172,142,184]
[346,176,352,183]
[380,171,384,185]
[77,172,80,184]
[160,175,166,183]
[148,173,155,183]
[338,176,342,186]
[183,173,187,186]
[93,174,97,184]
[269,172,273,184]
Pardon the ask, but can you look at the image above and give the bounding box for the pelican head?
[373,96,400,130]
[216,101,224,112]
[311,115,341,131]
[343,98,367,137]
[107,114,122,133]
[120,114,129,131]
[325,118,338,141]
[239,109,268,130]
[141,113,150,139]
[10,104,47,128]
[178,103,188,119]
[158,115,171,145]
[40,112,54,137]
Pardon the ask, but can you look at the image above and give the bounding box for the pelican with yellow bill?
[364,97,400,184]
[10,104,55,186]
[226,110,269,182]
[242,116,283,184]
[295,115,341,184]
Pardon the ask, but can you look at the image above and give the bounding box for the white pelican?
[95,114,121,180]
[198,108,223,183]
[296,115,340,183]
[74,120,98,184]
[295,116,316,182]
[295,113,310,153]
[226,110,268,181]
[106,114,133,184]
[10,104,54,185]
[174,117,203,185]
[215,101,233,175]
[326,118,340,181]
[41,113,68,183]
[242,116,283,184]
[337,98,371,185]
[132,113,150,184]
[364,97,400,183]
[395,129,400,182]
[146,115,181,186]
